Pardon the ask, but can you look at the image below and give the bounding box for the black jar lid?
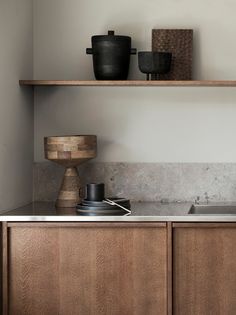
[92,30,131,42]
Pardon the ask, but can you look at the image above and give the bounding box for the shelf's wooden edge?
[19,80,236,87]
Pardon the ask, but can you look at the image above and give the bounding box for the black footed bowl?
[138,51,172,80]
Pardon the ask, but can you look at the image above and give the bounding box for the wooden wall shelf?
[19,80,236,87]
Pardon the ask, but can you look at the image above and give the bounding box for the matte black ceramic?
[76,197,131,216]
[76,208,128,216]
[77,204,122,211]
[82,198,130,208]
[86,30,136,80]
[86,183,105,201]
[138,51,172,80]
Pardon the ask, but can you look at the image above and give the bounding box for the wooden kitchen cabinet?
[2,222,168,315]
[173,223,236,315]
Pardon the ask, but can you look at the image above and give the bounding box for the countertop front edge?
[1,215,236,222]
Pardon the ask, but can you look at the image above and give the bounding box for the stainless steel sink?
[189,204,236,215]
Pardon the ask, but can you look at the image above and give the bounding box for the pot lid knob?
[108,30,115,35]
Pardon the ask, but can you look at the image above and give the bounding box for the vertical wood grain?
[2,223,8,315]
[173,226,236,315]
[167,222,172,315]
[8,224,167,315]
[0,223,2,315]
[9,227,60,315]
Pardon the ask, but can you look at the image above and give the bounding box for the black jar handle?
[130,48,137,55]
[86,48,93,55]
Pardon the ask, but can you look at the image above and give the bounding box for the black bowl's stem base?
[152,73,160,80]
[146,73,160,81]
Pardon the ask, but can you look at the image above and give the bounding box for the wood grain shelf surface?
[19,80,236,87]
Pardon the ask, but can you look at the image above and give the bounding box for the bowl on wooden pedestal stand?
[44,135,97,208]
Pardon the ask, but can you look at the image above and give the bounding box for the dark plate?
[82,200,130,209]
[77,204,129,211]
[83,198,129,204]
[76,208,128,215]
[82,201,119,209]
[82,198,130,209]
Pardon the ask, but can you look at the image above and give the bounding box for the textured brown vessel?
[44,135,97,208]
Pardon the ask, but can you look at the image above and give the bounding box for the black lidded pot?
[86,30,137,80]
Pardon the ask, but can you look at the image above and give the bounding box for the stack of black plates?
[76,198,131,216]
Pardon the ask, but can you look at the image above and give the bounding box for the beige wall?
[34,0,236,162]
[0,0,33,210]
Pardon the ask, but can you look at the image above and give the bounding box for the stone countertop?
[1,201,236,222]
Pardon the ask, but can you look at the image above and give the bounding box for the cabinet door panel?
[8,224,167,315]
[173,225,236,315]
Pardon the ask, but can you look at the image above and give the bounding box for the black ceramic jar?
[86,30,136,80]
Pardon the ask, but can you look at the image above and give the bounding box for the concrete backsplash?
[34,162,236,203]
